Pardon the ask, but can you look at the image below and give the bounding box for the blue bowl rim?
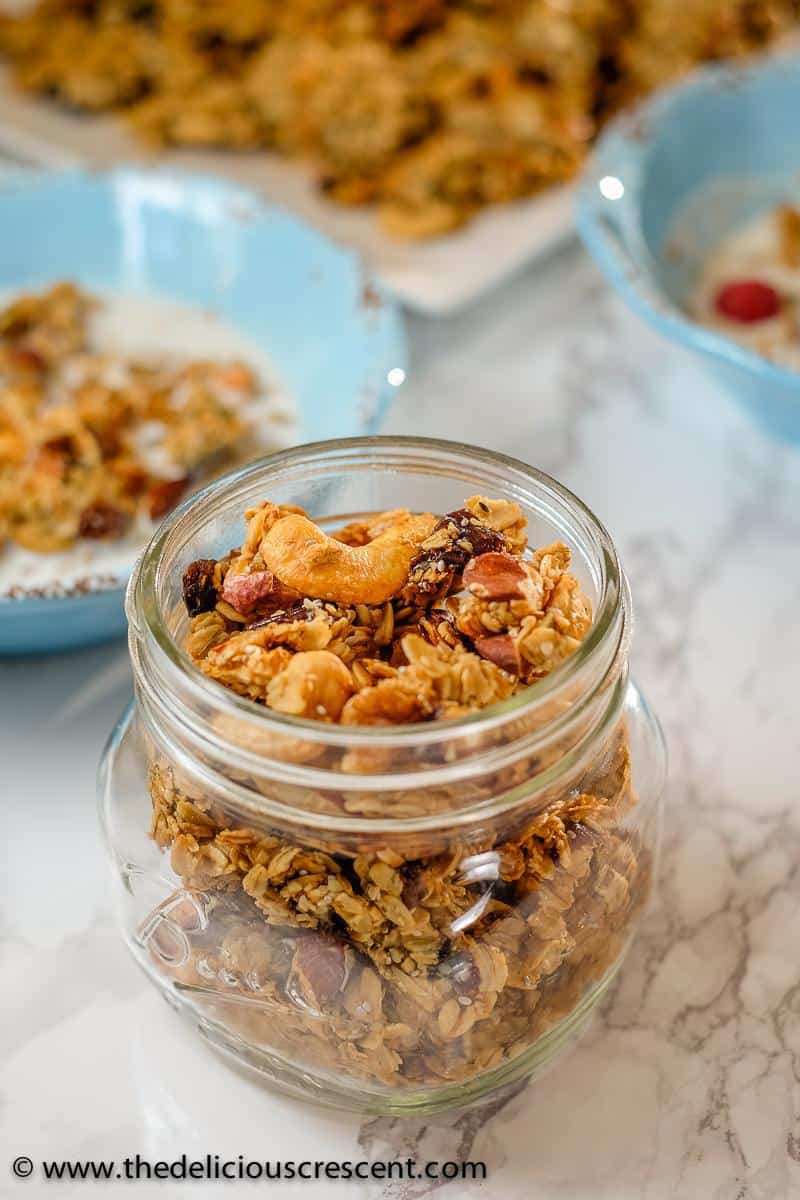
[576,51,800,391]
[0,164,406,612]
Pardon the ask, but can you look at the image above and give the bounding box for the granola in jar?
[103,440,665,1110]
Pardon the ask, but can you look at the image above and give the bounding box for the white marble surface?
[2,242,800,1199]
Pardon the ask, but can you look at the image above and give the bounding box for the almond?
[463,552,528,601]
[292,936,346,1007]
[473,633,521,676]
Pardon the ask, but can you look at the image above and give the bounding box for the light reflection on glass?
[599,175,625,201]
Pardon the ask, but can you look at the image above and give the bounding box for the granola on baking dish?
[0,282,269,556]
[2,1,796,239]
[140,492,650,1090]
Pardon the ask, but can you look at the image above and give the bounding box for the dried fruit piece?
[464,495,527,554]
[147,476,189,520]
[714,279,781,323]
[78,500,129,539]
[7,347,45,375]
[182,559,219,617]
[405,507,507,599]
[246,599,315,631]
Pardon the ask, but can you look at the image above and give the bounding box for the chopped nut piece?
[221,570,278,616]
[463,551,529,600]
[291,936,348,1008]
[267,650,354,720]
[473,633,522,676]
[261,511,436,605]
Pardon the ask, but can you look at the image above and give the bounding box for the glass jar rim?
[128,435,627,753]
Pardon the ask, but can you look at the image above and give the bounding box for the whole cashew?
[260,512,436,605]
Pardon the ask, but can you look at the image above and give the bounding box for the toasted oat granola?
[181,493,594,714]
[2,1,795,239]
[149,740,645,1087]
[0,282,270,557]
[137,491,649,1092]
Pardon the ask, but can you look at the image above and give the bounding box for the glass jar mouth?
[129,435,627,751]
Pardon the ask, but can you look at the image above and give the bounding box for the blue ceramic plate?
[577,53,800,443]
[0,167,406,655]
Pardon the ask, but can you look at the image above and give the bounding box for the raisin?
[443,509,506,558]
[147,476,189,520]
[407,509,506,596]
[181,558,219,616]
[78,501,129,540]
[246,599,313,629]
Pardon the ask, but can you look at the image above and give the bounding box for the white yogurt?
[0,290,297,598]
[692,207,800,371]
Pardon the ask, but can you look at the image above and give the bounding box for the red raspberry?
[714,279,781,323]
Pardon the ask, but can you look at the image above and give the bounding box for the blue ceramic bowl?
[577,53,800,442]
[0,167,406,655]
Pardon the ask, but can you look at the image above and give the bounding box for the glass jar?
[99,436,666,1114]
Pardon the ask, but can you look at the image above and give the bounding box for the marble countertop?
[2,242,799,1200]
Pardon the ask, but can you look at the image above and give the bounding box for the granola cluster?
[139,493,649,1092]
[1,1,796,239]
[181,495,592,721]
[0,282,267,555]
